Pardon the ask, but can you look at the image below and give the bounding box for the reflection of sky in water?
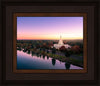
[17,50,83,69]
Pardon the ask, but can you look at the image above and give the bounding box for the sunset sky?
[17,17,83,40]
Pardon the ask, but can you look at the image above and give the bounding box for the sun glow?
[17,33,83,40]
[17,17,83,40]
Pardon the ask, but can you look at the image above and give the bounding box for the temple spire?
[60,35,61,39]
[58,35,64,45]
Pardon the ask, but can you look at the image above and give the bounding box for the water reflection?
[36,53,39,57]
[32,51,34,56]
[17,50,83,69]
[47,56,49,59]
[27,50,30,54]
[39,54,41,58]
[65,62,70,69]
[43,55,45,59]
[52,59,56,66]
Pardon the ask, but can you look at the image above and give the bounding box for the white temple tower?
[58,35,64,45]
[53,35,71,49]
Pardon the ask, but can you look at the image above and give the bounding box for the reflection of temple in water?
[53,36,71,49]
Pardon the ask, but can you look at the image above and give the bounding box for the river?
[17,50,83,69]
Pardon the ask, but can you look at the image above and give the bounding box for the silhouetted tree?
[71,45,81,54]
[32,51,34,56]
[64,50,71,57]
[47,56,49,59]
[65,62,70,69]
[47,50,49,53]
[52,47,56,54]
[52,59,56,66]
[59,46,66,52]
[43,55,45,59]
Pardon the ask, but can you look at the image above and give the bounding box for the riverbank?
[22,48,83,68]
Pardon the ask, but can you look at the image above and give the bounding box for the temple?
[53,36,71,49]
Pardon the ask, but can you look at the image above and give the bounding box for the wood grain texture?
[1,0,99,85]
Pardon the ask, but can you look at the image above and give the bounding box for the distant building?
[53,36,71,49]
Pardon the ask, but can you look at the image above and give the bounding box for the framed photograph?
[1,0,99,86]
[13,13,87,73]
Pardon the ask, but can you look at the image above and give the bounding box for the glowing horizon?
[17,17,83,40]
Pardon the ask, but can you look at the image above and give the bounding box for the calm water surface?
[17,50,83,69]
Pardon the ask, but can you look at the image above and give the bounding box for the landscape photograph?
[17,17,83,70]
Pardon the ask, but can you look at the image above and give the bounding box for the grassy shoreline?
[20,48,83,68]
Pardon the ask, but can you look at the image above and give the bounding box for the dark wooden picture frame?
[0,0,99,86]
[13,13,87,73]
